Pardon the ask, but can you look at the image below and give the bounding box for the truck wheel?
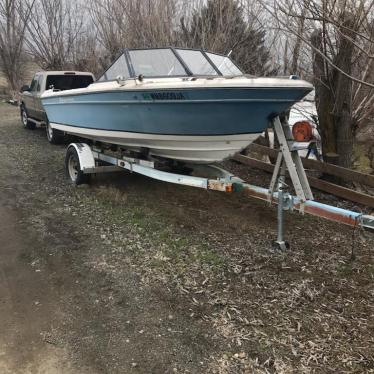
[65,146,91,185]
[46,122,65,144]
[20,106,36,130]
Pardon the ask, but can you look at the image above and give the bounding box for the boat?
[41,47,313,164]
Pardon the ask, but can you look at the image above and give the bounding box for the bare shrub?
[0,0,34,96]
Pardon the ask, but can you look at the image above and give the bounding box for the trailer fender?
[66,143,95,171]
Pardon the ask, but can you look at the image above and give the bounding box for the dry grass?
[66,180,374,373]
[1,104,373,373]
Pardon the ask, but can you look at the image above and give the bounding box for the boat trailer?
[64,117,374,248]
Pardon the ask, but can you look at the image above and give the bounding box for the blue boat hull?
[42,86,311,162]
[42,87,310,135]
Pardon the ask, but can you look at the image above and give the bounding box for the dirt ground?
[0,103,373,373]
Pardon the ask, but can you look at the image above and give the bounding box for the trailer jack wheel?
[65,146,91,185]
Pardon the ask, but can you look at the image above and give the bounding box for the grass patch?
[74,185,227,271]
[195,244,224,267]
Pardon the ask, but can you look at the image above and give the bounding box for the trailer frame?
[64,114,374,247]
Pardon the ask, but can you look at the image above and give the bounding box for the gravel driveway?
[0,103,373,373]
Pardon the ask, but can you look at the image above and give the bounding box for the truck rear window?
[46,75,93,91]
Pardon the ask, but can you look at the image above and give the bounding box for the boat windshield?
[206,52,242,76]
[175,49,218,76]
[98,48,243,81]
[129,49,187,77]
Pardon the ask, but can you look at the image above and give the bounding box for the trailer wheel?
[47,122,65,144]
[20,105,35,130]
[65,146,91,185]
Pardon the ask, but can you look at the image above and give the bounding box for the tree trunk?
[311,30,338,163]
[311,13,356,169]
[331,14,356,169]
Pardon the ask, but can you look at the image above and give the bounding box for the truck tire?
[46,121,65,144]
[20,105,36,130]
[65,146,91,185]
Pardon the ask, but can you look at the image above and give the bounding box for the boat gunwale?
[41,84,313,100]
[43,99,302,105]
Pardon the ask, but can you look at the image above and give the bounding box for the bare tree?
[69,27,102,77]
[260,0,374,168]
[23,0,85,70]
[89,0,128,64]
[180,0,276,75]
[123,0,178,47]
[0,0,34,95]
[90,0,181,72]
[311,2,373,168]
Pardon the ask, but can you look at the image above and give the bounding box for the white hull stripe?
[51,123,260,143]
[51,123,260,162]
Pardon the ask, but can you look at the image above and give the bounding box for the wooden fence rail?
[247,143,374,188]
[233,154,374,208]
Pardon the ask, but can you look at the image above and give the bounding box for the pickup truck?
[20,71,94,143]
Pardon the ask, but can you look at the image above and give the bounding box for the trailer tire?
[47,121,65,144]
[65,146,91,185]
[20,105,36,130]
